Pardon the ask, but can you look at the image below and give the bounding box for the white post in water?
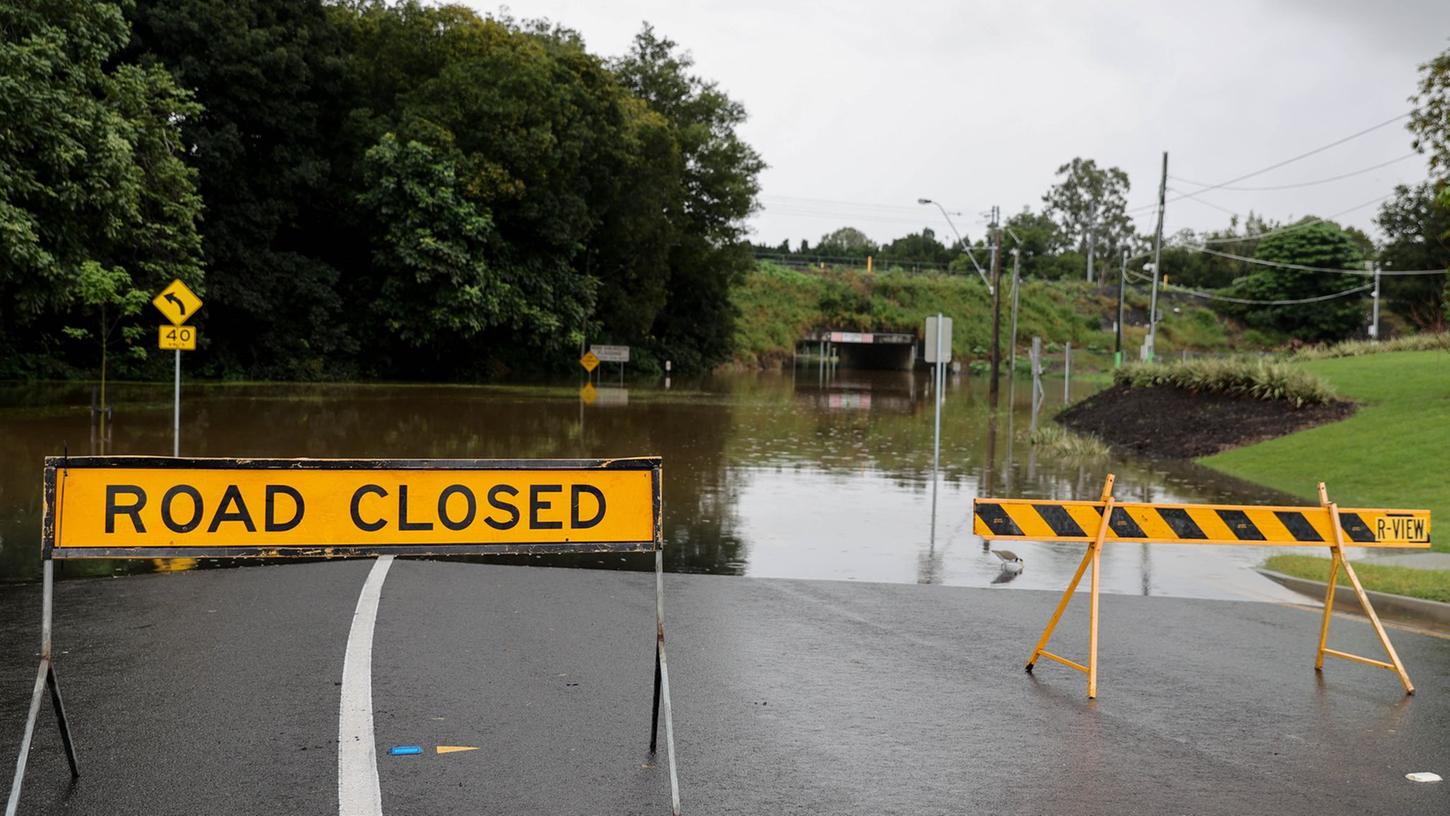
[1063,342,1071,403]
[925,313,952,531]
[932,313,944,479]
[173,348,181,456]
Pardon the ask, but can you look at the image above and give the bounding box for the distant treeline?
[0,0,763,381]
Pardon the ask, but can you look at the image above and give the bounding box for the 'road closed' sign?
[45,456,660,558]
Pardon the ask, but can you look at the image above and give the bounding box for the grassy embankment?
[731,262,1254,369]
[1262,554,1450,603]
[1198,349,1450,601]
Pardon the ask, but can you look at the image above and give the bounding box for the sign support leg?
[173,348,181,457]
[651,550,681,815]
[1025,475,1115,699]
[1316,483,1414,694]
[6,560,80,816]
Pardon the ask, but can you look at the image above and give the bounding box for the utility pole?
[1147,151,1168,362]
[988,205,1003,408]
[1008,248,1022,375]
[1085,210,1096,284]
[1370,262,1381,341]
[1115,248,1127,368]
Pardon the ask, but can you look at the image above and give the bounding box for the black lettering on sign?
[571,484,606,529]
[531,485,563,530]
[437,485,476,531]
[265,485,305,532]
[351,484,388,532]
[485,485,519,530]
[105,485,147,534]
[397,484,433,531]
[161,485,204,533]
[208,485,257,533]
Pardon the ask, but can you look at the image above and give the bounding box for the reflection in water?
[0,371,1310,602]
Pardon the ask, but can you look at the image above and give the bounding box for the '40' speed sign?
[158,325,198,351]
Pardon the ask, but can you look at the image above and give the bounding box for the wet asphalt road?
[2,560,1448,815]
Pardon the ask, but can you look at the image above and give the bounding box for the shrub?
[1113,358,1335,407]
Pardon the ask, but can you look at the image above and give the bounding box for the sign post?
[923,315,952,530]
[151,279,203,457]
[590,345,630,386]
[7,456,681,816]
[579,350,600,383]
[974,474,1431,698]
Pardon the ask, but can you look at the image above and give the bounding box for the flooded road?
[0,370,1307,601]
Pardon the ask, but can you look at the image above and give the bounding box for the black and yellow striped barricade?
[973,474,1431,698]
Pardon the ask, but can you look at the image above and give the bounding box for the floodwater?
[0,370,1310,602]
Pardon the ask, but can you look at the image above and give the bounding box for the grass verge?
[1263,554,1450,604]
[1202,350,1450,552]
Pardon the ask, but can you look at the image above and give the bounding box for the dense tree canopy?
[2,0,765,381]
[1219,221,1368,341]
[0,0,203,378]
[1042,157,1137,279]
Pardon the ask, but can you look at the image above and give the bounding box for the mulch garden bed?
[1057,384,1356,459]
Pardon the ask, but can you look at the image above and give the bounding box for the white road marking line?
[338,556,395,816]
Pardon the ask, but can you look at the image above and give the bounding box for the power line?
[1190,191,1397,245]
[1176,283,1373,306]
[1125,111,1414,214]
[1165,111,1413,201]
[1170,152,1418,192]
[1183,245,1447,276]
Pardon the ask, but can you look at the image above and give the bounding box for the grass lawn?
[1201,350,1450,552]
[1263,554,1450,603]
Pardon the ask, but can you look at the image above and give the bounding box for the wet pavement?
[3,560,1447,815]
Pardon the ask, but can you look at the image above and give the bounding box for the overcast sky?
[470,1,1449,248]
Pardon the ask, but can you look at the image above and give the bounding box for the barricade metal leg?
[652,550,682,815]
[1025,474,1115,698]
[6,560,80,816]
[1315,483,1414,695]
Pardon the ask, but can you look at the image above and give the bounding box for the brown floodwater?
[0,370,1310,601]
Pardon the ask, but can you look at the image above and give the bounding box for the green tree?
[1376,182,1450,330]
[879,228,953,269]
[62,263,150,409]
[814,227,878,261]
[1001,209,1064,279]
[124,0,349,379]
[1220,220,1367,341]
[1042,158,1137,279]
[613,25,765,370]
[0,0,203,377]
[1409,45,1450,180]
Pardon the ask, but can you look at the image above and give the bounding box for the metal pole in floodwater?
[1063,342,1071,403]
[173,348,180,456]
[932,313,943,491]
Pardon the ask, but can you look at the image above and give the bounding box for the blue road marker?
[388,745,423,756]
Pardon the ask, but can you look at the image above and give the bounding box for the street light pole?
[918,198,992,293]
[988,206,1003,408]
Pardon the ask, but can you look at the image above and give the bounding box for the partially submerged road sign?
[12,456,682,816]
[590,344,630,363]
[975,474,1430,699]
[579,350,600,373]
[157,325,197,351]
[151,278,202,326]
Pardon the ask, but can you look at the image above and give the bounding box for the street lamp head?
[917,198,932,205]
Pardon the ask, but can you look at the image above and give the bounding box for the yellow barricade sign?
[46,456,661,558]
[975,474,1429,699]
[17,454,683,816]
[974,498,1430,547]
